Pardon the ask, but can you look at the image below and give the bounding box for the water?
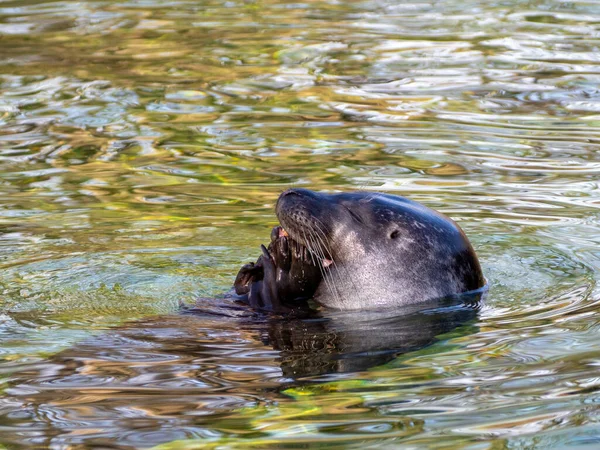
[1,0,600,448]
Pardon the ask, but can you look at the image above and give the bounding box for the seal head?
[275,188,485,310]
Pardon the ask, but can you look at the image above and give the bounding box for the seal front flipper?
[257,244,291,313]
[234,262,263,296]
[241,246,290,313]
[233,226,321,313]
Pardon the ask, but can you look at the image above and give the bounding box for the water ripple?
[1,0,600,448]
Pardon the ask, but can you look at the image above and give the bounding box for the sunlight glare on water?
[1,0,600,448]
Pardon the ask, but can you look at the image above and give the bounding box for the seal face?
[275,188,485,310]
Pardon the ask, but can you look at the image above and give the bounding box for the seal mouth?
[272,225,333,269]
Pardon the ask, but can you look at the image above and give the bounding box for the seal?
[236,188,485,311]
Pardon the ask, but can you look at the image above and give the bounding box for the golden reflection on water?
[1,0,600,448]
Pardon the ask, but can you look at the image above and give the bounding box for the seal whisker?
[304,230,337,301]
[307,218,332,260]
[310,235,343,307]
[306,226,344,307]
[305,232,318,267]
[310,217,362,302]
[302,226,339,303]
[303,228,340,305]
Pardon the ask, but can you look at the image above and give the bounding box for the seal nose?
[276,189,311,217]
[280,188,303,198]
[280,188,319,199]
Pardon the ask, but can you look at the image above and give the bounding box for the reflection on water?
[1,0,600,448]
[0,295,481,448]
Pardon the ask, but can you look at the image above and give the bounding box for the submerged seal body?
[236,189,485,311]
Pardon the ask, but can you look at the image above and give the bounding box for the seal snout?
[276,188,308,222]
[280,188,304,198]
[276,188,320,230]
[277,188,316,206]
[275,189,335,266]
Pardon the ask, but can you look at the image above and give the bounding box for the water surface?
[1,0,600,448]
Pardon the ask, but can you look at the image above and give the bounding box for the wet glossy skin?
[236,189,484,312]
[275,189,485,310]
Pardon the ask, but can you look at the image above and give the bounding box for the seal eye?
[344,206,364,224]
[390,230,400,239]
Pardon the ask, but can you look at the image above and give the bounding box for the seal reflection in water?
[263,293,482,377]
[235,189,485,312]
